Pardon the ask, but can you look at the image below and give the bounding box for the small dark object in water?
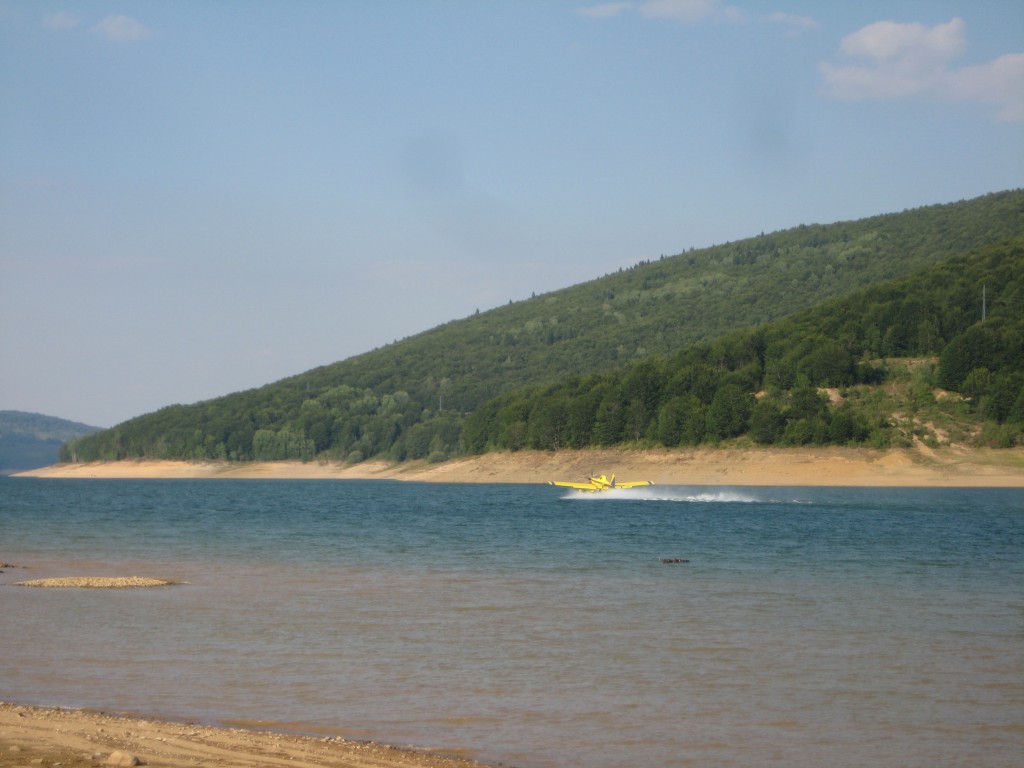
[660,558,689,564]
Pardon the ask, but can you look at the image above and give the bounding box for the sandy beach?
[0,702,491,768]
[16,444,1024,486]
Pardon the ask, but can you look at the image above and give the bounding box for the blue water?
[2,479,1022,767]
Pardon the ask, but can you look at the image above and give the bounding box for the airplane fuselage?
[548,474,652,492]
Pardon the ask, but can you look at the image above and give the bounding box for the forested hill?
[461,236,1023,454]
[0,411,100,473]
[64,190,1024,463]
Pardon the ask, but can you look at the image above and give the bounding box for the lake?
[2,478,1022,767]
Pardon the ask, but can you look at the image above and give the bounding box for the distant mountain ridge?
[63,189,1024,463]
[0,411,100,473]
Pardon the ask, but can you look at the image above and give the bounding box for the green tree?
[564,382,606,448]
[706,384,753,441]
[982,372,1024,423]
[622,398,651,442]
[961,368,994,405]
[829,403,870,444]
[656,396,689,447]
[801,340,855,386]
[461,399,500,454]
[528,398,569,450]
[749,398,785,445]
[497,399,530,451]
[939,324,1000,391]
[592,393,625,446]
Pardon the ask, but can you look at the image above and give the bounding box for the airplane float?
[548,474,653,492]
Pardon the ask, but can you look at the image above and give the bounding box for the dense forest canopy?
[63,190,1024,463]
[462,237,1024,454]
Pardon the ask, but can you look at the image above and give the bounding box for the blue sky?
[2,0,1022,428]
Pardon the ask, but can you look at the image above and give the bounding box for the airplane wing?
[548,480,599,490]
[548,479,652,491]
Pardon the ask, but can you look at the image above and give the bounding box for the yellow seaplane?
[548,474,653,493]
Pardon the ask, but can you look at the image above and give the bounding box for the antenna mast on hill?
[982,285,987,322]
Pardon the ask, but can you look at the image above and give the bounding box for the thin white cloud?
[946,53,1024,122]
[92,15,152,42]
[578,2,802,29]
[765,11,818,35]
[820,17,1024,121]
[839,18,965,64]
[43,12,80,30]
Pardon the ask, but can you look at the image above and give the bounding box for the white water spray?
[561,487,761,503]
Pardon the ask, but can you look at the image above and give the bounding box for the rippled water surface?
[2,479,1022,767]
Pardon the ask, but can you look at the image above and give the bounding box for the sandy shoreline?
[0,702,492,768]
[15,445,1024,486]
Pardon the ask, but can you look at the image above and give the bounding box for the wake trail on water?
[562,487,763,503]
